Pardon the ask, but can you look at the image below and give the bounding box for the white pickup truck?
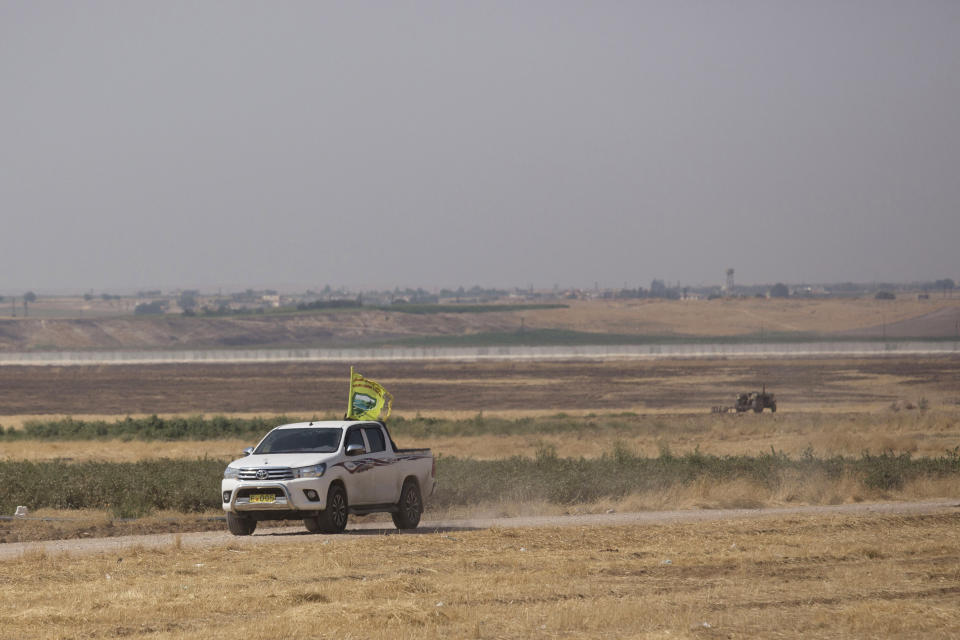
[221,420,435,536]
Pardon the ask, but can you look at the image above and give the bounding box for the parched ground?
[837,305,960,338]
[1,505,959,639]
[1,356,958,417]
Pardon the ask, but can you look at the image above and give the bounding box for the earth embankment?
[0,311,522,352]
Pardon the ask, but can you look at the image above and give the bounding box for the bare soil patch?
[838,305,960,338]
[529,297,960,336]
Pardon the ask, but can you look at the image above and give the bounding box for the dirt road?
[3,499,956,560]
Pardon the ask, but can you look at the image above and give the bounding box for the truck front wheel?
[227,512,257,536]
[314,484,348,533]
[392,479,422,530]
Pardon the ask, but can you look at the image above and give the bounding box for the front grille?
[238,467,294,480]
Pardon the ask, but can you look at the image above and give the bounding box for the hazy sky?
[2,1,959,293]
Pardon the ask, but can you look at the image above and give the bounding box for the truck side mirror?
[243,447,254,456]
[346,443,366,456]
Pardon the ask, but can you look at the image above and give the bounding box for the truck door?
[362,424,399,504]
[342,426,375,505]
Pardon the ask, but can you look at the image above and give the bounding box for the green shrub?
[0,459,225,518]
[1,415,307,441]
[1,449,957,518]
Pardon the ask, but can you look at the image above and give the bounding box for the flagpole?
[347,366,354,419]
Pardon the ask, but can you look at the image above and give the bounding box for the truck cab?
[221,420,435,535]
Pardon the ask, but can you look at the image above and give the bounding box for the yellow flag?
[347,367,393,420]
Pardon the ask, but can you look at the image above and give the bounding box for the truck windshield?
[254,428,342,454]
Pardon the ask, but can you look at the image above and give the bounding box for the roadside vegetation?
[0,415,294,441]
[1,411,957,542]
[2,447,957,521]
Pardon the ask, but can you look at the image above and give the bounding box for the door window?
[363,427,386,453]
[346,428,366,451]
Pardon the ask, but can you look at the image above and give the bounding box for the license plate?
[249,494,276,504]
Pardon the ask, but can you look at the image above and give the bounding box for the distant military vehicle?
[712,386,777,413]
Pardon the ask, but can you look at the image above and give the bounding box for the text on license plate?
[249,494,276,504]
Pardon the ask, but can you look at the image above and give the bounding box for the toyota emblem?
[256,469,268,480]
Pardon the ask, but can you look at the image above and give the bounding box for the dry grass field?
[2,300,958,639]
[2,511,958,639]
[4,409,960,462]
[0,510,231,544]
[406,411,960,460]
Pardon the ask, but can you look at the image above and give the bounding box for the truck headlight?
[223,467,240,479]
[294,463,326,479]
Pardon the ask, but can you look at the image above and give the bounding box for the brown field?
[4,353,959,467]
[2,511,959,639]
[1,355,959,417]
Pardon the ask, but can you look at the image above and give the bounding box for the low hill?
[0,298,957,351]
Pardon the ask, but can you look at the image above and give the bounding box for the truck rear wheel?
[315,484,348,533]
[227,512,257,536]
[392,479,422,530]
